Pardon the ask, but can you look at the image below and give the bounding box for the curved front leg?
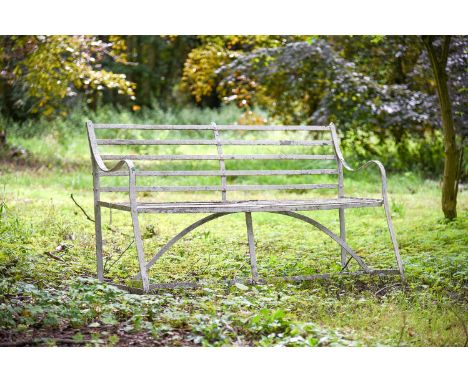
[330,123,405,282]
[127,165,150,292]
[87,120,150,291]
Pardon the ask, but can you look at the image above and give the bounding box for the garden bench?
[86,121,405,292]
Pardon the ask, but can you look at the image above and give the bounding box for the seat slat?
[96,139,333,146]
[99,184,338,192]
[94,124,331,131]
[99,169,339,177]
[98,197,383,213]
[100,154,337,161]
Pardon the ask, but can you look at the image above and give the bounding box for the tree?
[199,36,466,218]
[217,39,437,131]
[121,35,199,108]
[422,36,461,220]
[0,35,135,146]
[181,35,303,107]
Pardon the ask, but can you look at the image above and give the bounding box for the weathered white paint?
[86,120,405,292]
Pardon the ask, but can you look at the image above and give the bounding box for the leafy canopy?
[0,35,135,117]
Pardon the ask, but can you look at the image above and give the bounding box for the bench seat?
[99,197,383,214]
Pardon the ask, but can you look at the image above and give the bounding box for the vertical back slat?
[212,122,227,201]
[329,123,347,266]
[330,124,344,197]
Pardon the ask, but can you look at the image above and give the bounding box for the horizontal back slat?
[89,121,340,200]
[100,184,338,192]
[94,124,331,131]
[100,154,336,161]
[99,169,339,177]
[96,139,333,146]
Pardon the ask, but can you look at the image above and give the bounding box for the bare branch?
[70,193,95,223]
[43,243,68,262]
[43,251,65,262]
[340,256,353,273]
[104,239,135,272]
[374,282,402,296]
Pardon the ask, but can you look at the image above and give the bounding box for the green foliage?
[211,36,466,177]
[120,36,199,108]
[179,35,467,178]
[218,39,439,130]
[181,35,303,106]
[0,33,467,344]
[2,35,466,179]
[2,103,445,176]
[340,128,445,174]
[330,36,423,87]
[182,43,232,103]
[0,35,135,119]
[3,104,244,167]
[0,120,467,346]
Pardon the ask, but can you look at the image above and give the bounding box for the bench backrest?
[87,122,344,201]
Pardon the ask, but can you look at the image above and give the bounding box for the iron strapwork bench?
[86,121,404,292]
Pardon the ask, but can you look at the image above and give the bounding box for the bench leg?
[245,212,259,282]
[383,201,405,283]
[339,208,347,268]
[94,204,104,282]
[130,210,150,292]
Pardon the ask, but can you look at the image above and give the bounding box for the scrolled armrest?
[100,158,136,175]
[96,158,139,207]
[87,121,138,207]
[329,123,389,201]
[343,159,389,200]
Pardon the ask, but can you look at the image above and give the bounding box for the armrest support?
[329,123,389,202]
[86,121,138,208]
[343,159,389,202]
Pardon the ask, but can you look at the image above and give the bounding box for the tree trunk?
[0,128,6,148]
[0,78,9,148]
[423,36,459,220]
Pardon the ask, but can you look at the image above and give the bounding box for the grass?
[0,107,467,346]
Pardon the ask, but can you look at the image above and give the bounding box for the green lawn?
[0,129,467,346]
